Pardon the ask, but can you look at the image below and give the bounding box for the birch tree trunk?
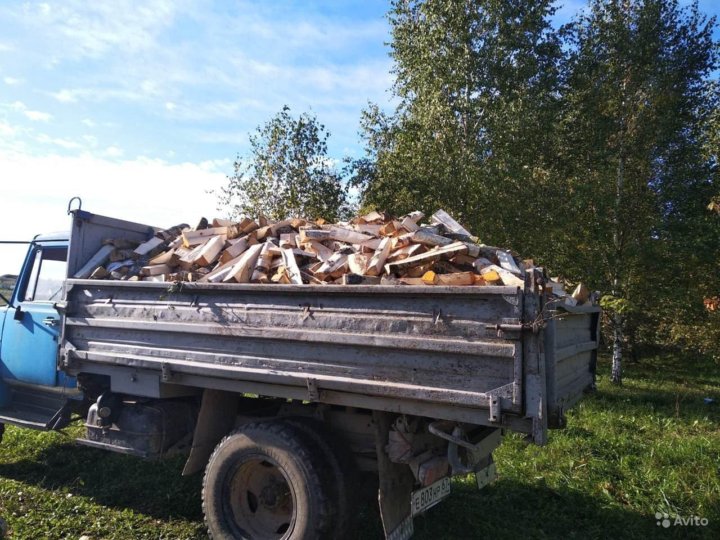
[611,301,624,385]
[611,134,625,385]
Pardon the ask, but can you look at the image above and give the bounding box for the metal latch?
[306,378,319,401]
[161,363,173,382]
[489,396,501,423]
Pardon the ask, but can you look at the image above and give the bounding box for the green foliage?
[218,106,350,222]
[556,0,719,360]
[600,295,631,315]
[351,0,563,256]
[1,354,717,538]
[355,0,720,359]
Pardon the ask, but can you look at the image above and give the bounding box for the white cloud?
[6,101,52,122]
[35,133,83,150]
[102,145,124,158]
[0,121,17,137]
[3,76,22,85]
[0,148,227,274]
[82,134,98,146]
[81,118,95,127]
[51,89,80,103]
[165,101,176,111]
[24,110,52,122]
[20,0,181,60]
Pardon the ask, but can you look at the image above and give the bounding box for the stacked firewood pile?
[74,209,591,303]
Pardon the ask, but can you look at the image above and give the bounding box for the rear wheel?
[203,420,336,539]
[284,416,359,538]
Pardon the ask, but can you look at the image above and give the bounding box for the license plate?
[410,477,451,516]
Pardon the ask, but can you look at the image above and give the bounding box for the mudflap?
[182,389,238,475]
[373,411,416,540]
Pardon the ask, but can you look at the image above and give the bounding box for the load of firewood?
[74,209,592,303]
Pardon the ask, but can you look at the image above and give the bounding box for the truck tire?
[203,420,336,540]
[284,417,359,538]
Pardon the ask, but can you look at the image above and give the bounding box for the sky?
[1,0,719,275]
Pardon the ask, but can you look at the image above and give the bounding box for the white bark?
[611,311,623,385]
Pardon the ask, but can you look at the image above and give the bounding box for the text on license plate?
[411,477,451,516]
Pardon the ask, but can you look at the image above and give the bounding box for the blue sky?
[0,0,718,274]
[0,1,392,165]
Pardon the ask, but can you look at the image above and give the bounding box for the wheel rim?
[228,456,296,539]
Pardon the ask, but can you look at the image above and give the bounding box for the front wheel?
[202,420,336,539]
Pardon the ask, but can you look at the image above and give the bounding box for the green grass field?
[0,354,718,539]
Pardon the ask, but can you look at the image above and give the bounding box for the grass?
[0,354,718,539]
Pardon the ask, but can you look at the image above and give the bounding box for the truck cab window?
[23,247,67,303]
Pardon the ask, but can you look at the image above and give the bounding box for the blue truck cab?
[0,232,79,433]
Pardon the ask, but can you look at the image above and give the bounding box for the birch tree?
[352,0,563,257]
[219,106,350,221]
[559,0,718,383]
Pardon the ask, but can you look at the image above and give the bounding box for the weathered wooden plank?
[223,244,263,283]
[74,244,115,279]
[281,248,303,285]
[480,265,524,287]
[182,227,228,248]
[384,242,468,274]
[317,251,349,275]
[342,274,381,285]
[421,271,475,286]
[431,209,471,236]
[133,237,165,257]
[366,237,392,276]
[348,253,370,275]
[141,264,171,277]
[196,235,225,267]
[496,251,522,275]
[148,249,176,266]
[387,243,423,262]
[178,240,209,270]
[219,237,249,264]
[412,228,454,247]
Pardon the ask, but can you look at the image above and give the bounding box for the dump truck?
[0,206,600,539]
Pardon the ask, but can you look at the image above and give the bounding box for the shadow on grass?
[0,439,713,540]
[405,478,710,540]
[0,442,203,521]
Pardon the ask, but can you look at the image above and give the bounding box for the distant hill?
[0,274,17,288]
[0,275,16,305]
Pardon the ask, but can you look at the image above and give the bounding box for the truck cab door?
[0,243,67,387]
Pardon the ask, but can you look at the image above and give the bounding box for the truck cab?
[0,233,79,434]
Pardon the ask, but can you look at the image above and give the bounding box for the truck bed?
[60,211,600,443]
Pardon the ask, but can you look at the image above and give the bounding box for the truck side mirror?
[13,305,24,321]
